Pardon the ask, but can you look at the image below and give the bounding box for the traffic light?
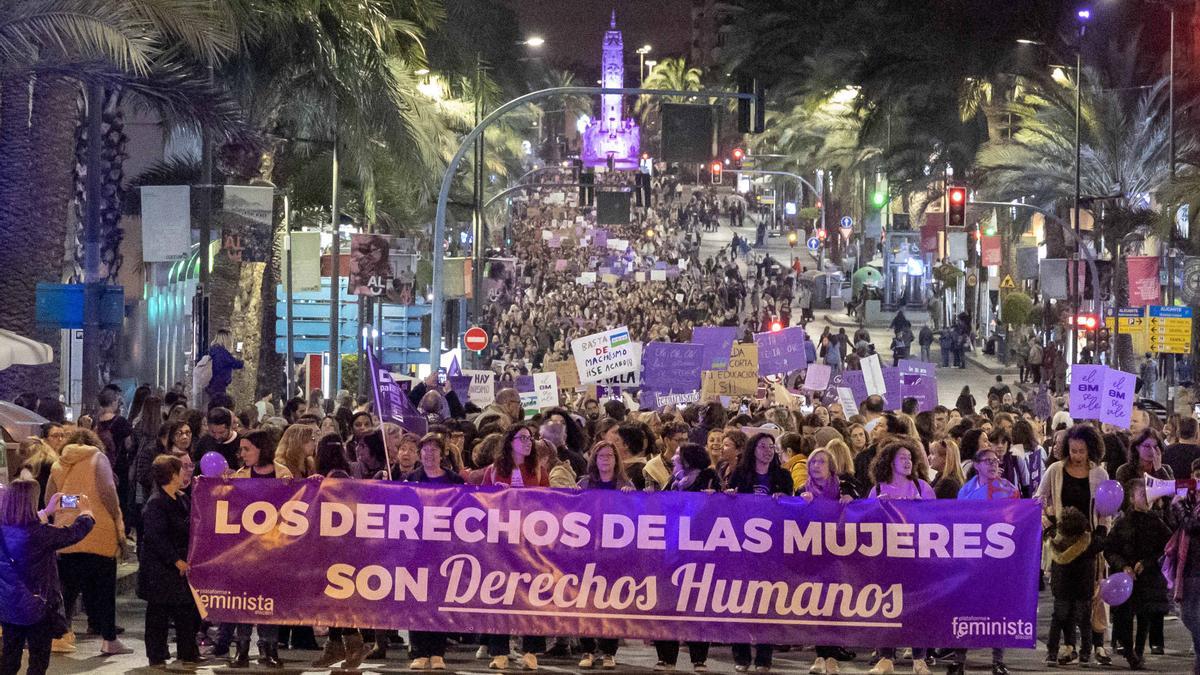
[579,170,595,206]
[770,319,783,332]
[710,161,723,184]
[787,231,798,247]
[731,148,745,167]
[817,228,827,240]
[1070,314,1098,331]
[948,185,967,228]
[871,190,887,209]
[737,77,766,134]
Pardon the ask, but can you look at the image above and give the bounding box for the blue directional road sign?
[806,237,821,252]
[839,216,854,228]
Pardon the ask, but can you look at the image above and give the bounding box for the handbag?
[0,529,52,626]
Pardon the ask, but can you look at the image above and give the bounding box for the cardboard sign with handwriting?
[700,343,759,397]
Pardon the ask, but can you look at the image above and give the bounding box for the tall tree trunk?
[0,75,78,401]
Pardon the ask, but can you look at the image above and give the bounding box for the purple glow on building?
[580,12,641,170]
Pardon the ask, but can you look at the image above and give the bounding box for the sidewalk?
[807,308,1019,376]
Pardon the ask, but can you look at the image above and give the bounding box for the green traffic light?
[872,191,886,207]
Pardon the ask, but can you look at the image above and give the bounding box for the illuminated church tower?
[580,11,641,170]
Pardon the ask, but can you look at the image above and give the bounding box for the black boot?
[231,641,251,669]
[258,640,283,668]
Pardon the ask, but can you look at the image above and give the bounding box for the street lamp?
[1071,7,1090,366]
[522,36,545,47]
[636,44,652,82]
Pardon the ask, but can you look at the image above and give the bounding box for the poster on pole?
[571,327,642,384]
[349,233,394,296]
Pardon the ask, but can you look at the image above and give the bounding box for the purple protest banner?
[882,366,903,408]
[1100,368,1136,429]
[754,326,809,376]
[642,342,704,392]
[448,375,472,404]
[841,370,868,406]
[802,364,831,391]
[1070,364,1106,419]
[900,374,939,412]
[593,229,608,249]
[638,388,702,410]
[367,348,426,435]
[515,375,535,393]
[188,479,1040,647]
[692,326,737,371]
[898,359,936,377]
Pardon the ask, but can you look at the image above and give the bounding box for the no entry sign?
[464,326,489,352]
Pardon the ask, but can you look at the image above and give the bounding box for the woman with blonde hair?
[18,437,59,508]
[822,439,856,481]
[277,424,318,478]
[930,439,966,499]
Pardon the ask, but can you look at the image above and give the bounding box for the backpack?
[0,530,52,626]
[192,354,213,400]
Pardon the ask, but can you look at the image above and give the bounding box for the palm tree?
[634,57,702,122]
[0,0,238,400]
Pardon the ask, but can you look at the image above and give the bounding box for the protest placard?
[754,326,809,376]
[691,326,737,371]
[641,342,704,392]
[1069,364,1105,419]
[900,374,939,412]
[572,327,642,384]
[1100,367,1135,429]
[463,370,495,406]
[700,343,759,397]
[543,358,580,390]
[533,372,560,410]
[898,359,937,377]
[837,387,860,416]
[802,364,831,391]
[861,354,885,396]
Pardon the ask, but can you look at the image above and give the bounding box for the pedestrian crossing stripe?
[1000,274,1016,289]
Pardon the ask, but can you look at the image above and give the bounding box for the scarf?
[1050,532,1091,565]
[804,473,841,501]
[673,466,701,491]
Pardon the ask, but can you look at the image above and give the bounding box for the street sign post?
[464,326,489,352]
[806,237,820,252]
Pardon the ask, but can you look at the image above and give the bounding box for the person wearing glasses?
[481,424,548,669]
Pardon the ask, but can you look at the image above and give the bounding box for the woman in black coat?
[139,454,201,667]
[1104,480,1173,669]
[0,479,95,675]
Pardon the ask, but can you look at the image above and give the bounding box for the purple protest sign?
[898,359,936,377]
[1100,368,1136,429]
[900,374,939,412]
[642,342,704,392]
[692,326,737,371]
[802,364,831,391]
[882,366,903,408]
[188,479,1040,647]
[638,388,702,410]
[593,229,608,249]
[841,370,868,405]
[448,375,472,404]
[754,326,809,376]
[1070,364,1106,419]
[515,375,535,393]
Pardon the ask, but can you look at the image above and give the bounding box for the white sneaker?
[912,660,930,675]
[410,657,431,670]
[100,639,133,656]
[431,656,446,670]
[579,654,595,669]
[489,656,509,670]
[825,658,840,674]
[808,657,826,674]
[50,638,76,654]
[522,652,538,670]
[477,646,489,660]
[868,658,895,674]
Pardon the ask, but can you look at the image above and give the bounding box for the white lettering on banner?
[211,500,1019,561]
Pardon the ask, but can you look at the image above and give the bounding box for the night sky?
[502,0,694,76]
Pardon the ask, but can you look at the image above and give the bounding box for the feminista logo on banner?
[187,480,1041,647]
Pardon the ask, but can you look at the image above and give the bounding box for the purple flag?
[448,375,472,404]
[367,348,426,435]
[188,479,1041,648]
[754,326,809,376]
[642,342,704,392]
[692,326,737,371]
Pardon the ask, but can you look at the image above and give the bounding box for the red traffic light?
[948,187,966,204]
[817,228,827,240]
[770,320,783,332]
[710,161,723,174]
[732,148,745,161]
[1070,314,1098,330]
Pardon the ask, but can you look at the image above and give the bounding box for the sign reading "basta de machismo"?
[571,326,642,384]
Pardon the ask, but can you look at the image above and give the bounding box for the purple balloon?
[199,451,229,478]
[1095,479,1124,517]
[1100,571,1134,606]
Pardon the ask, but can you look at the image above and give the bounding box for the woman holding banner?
[654,442,719,671]
[866,438,934,675]
[575,441,634,669]
[482,424,548,670]
[406,434,465,669]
